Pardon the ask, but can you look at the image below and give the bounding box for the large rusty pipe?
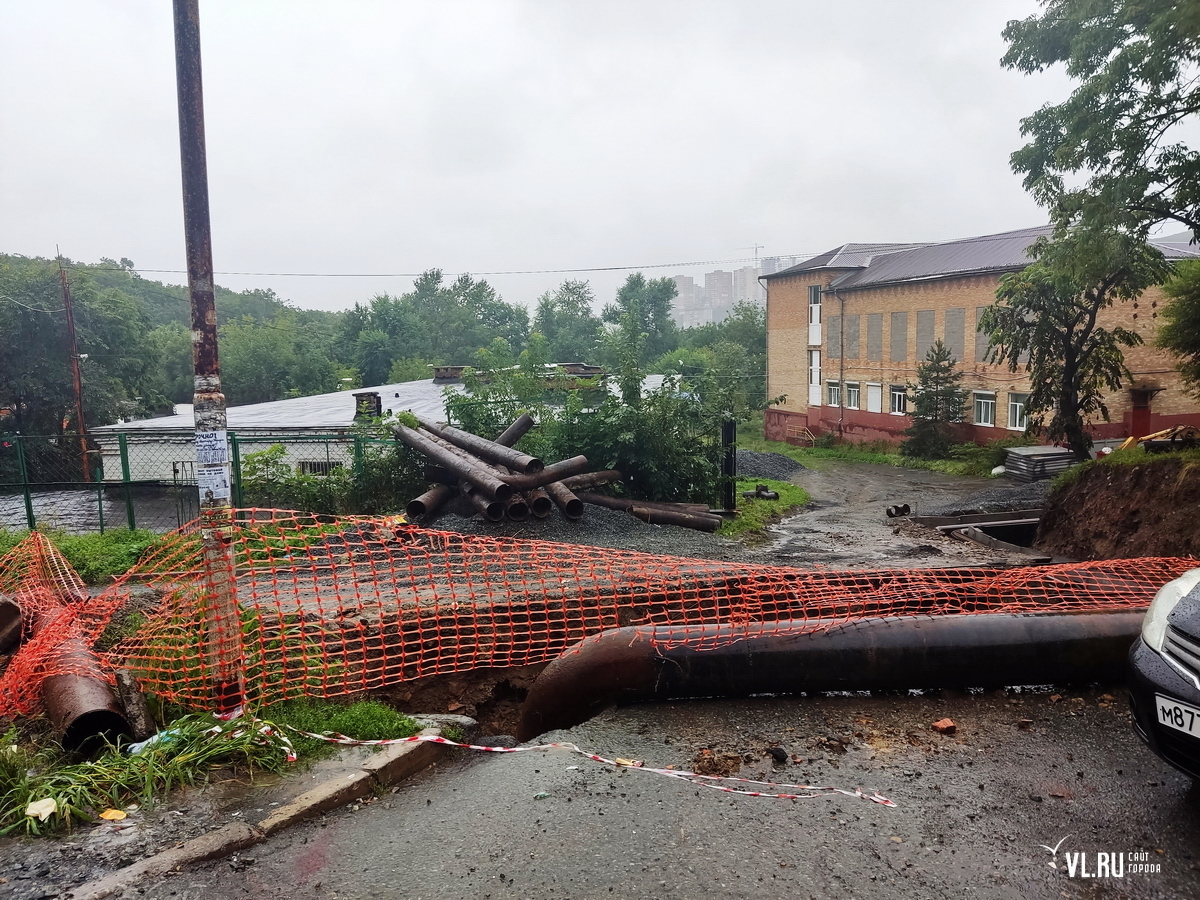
[463,481,506,522]
[406,483,454,519]
[494,413,536,448]
[545,481,584,520]
[576,492,634,512]
[499,456,591,491]
[517,611,1145,740]
[576,493,710,515]
[0,597,22,652]
[33,604,133,753]
[422,464,459,486]
[395,425,512,500]
[505,494,531,521]
[42,637,135,754]
[557,470,623,492]
[631,505,722,532]
[526,489,553,518]
[415,416,544,474]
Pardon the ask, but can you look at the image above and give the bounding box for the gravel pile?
[425,502,752,563]
[735,449,804,481]
[920,478,1054,517]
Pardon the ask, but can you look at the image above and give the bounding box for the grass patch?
[0,528,162,584]
[1051,445,1200,490]
[259,698,422,759]
[0,698,422,836]
[718,478,810,542]
[232,520,344,568]
[0,713,293,836]
[736,413,1032,478]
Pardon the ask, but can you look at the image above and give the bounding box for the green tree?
[900,340,968,459]
[0,255,161,436]
[1003,1,1200,239]
[145,323,194,404]
[533,279,602,362]
[980,231,1170,459]
[217,316,338,405]
[336,271,529,377]
[1157,258,1200,394]
[600,273,678,366]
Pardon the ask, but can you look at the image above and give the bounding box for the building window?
[1008,392,1029,431]
[890,385,908,415]
[866,382,883,413]
[807,350,821,385]
[845,382,860,409]
[298,460,344,476]
[973,392,996,427]
[808,285,822,325]
[827,381,842,407]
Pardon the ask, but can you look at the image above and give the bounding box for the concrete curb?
[65,717,475,900]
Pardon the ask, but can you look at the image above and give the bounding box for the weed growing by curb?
[718,478,810,542]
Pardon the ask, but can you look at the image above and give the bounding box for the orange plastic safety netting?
[1,509,1196,716]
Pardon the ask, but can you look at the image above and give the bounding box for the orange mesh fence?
[1,509,1195,716]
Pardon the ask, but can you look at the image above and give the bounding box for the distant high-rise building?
[732,266,765,308]
[761,257,779,276]
[671,275,709,327]
[704,270,733,321]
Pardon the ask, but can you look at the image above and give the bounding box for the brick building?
[763,226,1200,446]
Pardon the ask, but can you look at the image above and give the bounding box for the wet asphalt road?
[130,689,1199,900]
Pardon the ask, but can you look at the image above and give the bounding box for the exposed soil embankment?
[1037,456,1200,560]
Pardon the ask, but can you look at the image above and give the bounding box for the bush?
[238,428,424,516]
[445,337,759,504]
[0,528,159,584]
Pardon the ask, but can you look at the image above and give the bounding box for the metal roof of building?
[93,379,465,435]
[829,226,1055,290]
[93,372,665,436]
[769,225,1200,294]
[765,242,928,277]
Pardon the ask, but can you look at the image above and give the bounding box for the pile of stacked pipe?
[396,414,723,531]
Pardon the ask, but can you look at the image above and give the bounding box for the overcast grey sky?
[1,0,1067,313]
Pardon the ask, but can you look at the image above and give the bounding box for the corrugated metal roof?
[826,225,1200,291]
[765,242,927,277]
[93,379,466,434]
[93,374,665,435]
[830,226,1054,290]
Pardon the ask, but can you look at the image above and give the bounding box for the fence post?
[721,419,737,512]
[230,432,243,508]
[118,434,136,530]
[352,435,364,509]
[15,435,35,530]
[96,454,106,534]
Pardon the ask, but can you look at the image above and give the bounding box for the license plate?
[1156,694,1200,738]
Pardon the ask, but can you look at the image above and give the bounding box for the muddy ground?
[361,460,1044,735]
[107,691,1200,900]
[1038,455,1200,560]
[0,460,1151,900]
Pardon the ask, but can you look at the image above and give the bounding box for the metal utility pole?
[173,0,243,714]
[56,256,90,483]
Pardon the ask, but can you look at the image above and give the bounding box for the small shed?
[91,379,464,484]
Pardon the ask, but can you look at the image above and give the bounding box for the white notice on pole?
[195,430,229,465]
[197,465,231,502]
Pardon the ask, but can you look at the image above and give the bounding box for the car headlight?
[1142,569,1200,652]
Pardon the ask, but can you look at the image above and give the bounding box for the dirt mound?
[1036,456,1200,560]
[735,449,804,480]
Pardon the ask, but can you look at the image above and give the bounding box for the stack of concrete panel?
[1004,446,1078,482]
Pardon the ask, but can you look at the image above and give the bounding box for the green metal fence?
[0,432,418,534]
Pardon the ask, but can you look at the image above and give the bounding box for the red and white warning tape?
[278,726,897,808]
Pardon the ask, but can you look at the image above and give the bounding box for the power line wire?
[71,253,811,279]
